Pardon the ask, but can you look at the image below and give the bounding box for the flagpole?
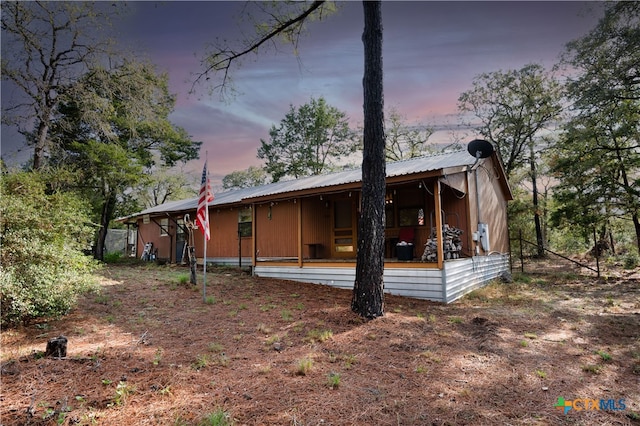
[203,153,208,303]
[203,212,207,302]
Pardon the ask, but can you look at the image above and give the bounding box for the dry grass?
[1,262,639,425]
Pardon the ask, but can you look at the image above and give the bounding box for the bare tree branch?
[191,1,326,95]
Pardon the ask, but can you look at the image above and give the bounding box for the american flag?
[195,161,214,240]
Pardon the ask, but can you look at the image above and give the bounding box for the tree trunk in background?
[33,119,50,170]
[352,0,386,319]
[530,143,544,257]
[95,191,117,261]
[633,213,640,254]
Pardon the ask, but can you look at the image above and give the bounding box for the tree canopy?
[257,96,356,182]
[458,63,563,256]
[222,166,269,190]
[1,1,120,170]
[382,107,434,162]
[458,63,563,180]
[50,60,201,259]
[553,2,640,252]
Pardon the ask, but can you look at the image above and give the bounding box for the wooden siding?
[254,201,298,258]
[443,255,509,303]
[439,182,472,257]
[206,207,253,258]
[476,157,510,253]
[301,197,332,258]
[135,217,175,262]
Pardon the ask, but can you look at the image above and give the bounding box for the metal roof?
[123,150,476,219]
[240,150,474,200]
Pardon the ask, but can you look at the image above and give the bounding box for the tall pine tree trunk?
[352,0,386,319]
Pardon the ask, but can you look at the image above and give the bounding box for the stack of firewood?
[421,225,464,261]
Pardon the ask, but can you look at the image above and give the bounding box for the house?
[119,145,512,303]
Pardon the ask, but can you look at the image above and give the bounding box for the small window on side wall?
[238,207,252,238]
[160,218,169,236]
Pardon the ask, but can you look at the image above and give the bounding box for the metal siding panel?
[203,257,252,267]
[254,265,445,302]
[444,255,509,303]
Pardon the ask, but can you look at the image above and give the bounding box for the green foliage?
[0,171,99,326]
[596,350,612,362]
[49,60,201,259]
[554,2,640,252]
[134,165,197,208]
[103,251,123,263]
[222,166,269,190]
[198,409,232,426]
[327,372,341,389]
[295,357,313,376]
[458,63,563,179]
[257,96,357,182]
[622,250,639,269]
[111,381,135,406]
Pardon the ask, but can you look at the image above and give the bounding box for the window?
[396,187,425,227]
[238,207,252,238]
[399,208,422,227]
[160,218,169,236]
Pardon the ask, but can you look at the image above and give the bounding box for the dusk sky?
[1,1,606,189]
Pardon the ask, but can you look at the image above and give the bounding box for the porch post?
[433,180,444,269]
[297,198,303,267]
[251,204,257,268]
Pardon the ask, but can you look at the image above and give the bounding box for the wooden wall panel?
[440,183,472,257]
[301,197,332,258]
[476,157,510,253]
[135,218,174,261]
[254,201,298,257]
[206,208,241,257]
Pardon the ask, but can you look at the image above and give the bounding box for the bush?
[622,250,639,269]
[0,171,99,326]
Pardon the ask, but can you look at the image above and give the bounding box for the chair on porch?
[397,227,415,244]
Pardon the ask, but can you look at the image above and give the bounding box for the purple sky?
[1,1,605,189]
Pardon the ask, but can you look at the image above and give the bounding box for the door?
[331,198,357,258]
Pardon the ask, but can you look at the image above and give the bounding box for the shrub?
[0,171,99,326]
[622,250,639,269]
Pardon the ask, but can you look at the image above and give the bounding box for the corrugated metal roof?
[241,150,474,200]
[125,150,475,219]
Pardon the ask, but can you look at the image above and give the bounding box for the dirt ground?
[1,261,639,425]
